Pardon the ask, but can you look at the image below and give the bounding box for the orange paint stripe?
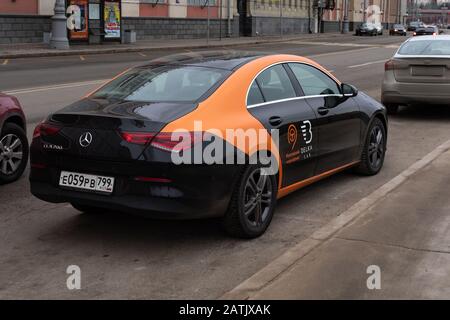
[277,161,360,199]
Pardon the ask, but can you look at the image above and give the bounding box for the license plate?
[411,66,444,77]
[59,171,114,194]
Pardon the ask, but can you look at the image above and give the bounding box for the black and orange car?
[30,52,387,238]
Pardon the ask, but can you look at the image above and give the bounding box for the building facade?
[0,0,407,44]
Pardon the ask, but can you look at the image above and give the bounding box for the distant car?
[355,23,378,36]
[382,35,450,114]
[374,23,384,35]
[389,24,407,36]
[414,26,439,36]
[407,21,424,31]
[0,93,28,184]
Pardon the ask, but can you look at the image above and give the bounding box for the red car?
[0,93,28,184]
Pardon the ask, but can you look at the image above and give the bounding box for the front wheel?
[354,118,387,176]
[222,165,277,238]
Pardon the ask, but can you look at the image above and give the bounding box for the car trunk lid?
[392,57,450,83]
[40,98,197,161]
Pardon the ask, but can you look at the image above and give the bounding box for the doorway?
[237,0,251,36]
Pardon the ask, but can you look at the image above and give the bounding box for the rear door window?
[254,64,297,103]
[247,81,265,106]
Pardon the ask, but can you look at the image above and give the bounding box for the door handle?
[269,116,283,127]
[317,107,329,116]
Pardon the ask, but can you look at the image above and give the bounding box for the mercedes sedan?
[30,51,387,238]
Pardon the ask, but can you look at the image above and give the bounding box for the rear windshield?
[91,65,229,102]
[398,40,450,55]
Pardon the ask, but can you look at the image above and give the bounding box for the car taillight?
[151,132,203,152]
[120,132,155,145]
[385,60,395,71]
[33,122,61,139]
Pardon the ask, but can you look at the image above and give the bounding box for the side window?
[256,64,296,103]
[247,81,265,106]
[289,63,340,96]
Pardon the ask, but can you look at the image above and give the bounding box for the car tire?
[222,164,277,239]
[354,118,386,176]
[0,123,29,185]
[385,104,399,114]
[71,203,105,214]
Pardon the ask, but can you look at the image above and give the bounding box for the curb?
[220,138,450,300]
[0,34,345,59]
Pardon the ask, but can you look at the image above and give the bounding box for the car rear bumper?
[382,91,450,105]
[382,74,450,105]
[30,159,242,219]
[30,180,231,219]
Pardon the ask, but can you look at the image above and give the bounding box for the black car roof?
[139,50,264,71]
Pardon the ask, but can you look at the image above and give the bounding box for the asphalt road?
[1,34,450,299]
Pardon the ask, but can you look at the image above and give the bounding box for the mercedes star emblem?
[79,132,93,147]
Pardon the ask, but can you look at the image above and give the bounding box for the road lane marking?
[138,52,147,57]
[292,41,400,49]
[2,59,8,65]
[348,59,387,68]
[4,79,108,95]
[307,46,380,58]
[80,55,85,61]
[221,138,450,300]
[292,41,378,47]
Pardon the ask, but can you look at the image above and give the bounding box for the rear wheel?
[71,203,104,214]
[0,123,29,185]
[354,118,386,176]
[385,104,399,114]
[222,164,277,238]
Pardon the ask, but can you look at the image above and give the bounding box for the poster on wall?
[104,0,121,39]
[67,0,89,40]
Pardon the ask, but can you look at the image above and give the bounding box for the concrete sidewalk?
[251,148,450,299]
[0,33,347,59]
[220,140,450,300]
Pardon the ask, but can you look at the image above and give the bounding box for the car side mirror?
[341,83,358,97]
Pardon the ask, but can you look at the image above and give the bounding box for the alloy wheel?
[0,134,23,175]
[368,126,384,170]
[243,168,273,228]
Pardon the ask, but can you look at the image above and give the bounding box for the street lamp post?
[342,0,349,34]
[363,0,367,23]
[280,0,283,38]
[49,0,70,50]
